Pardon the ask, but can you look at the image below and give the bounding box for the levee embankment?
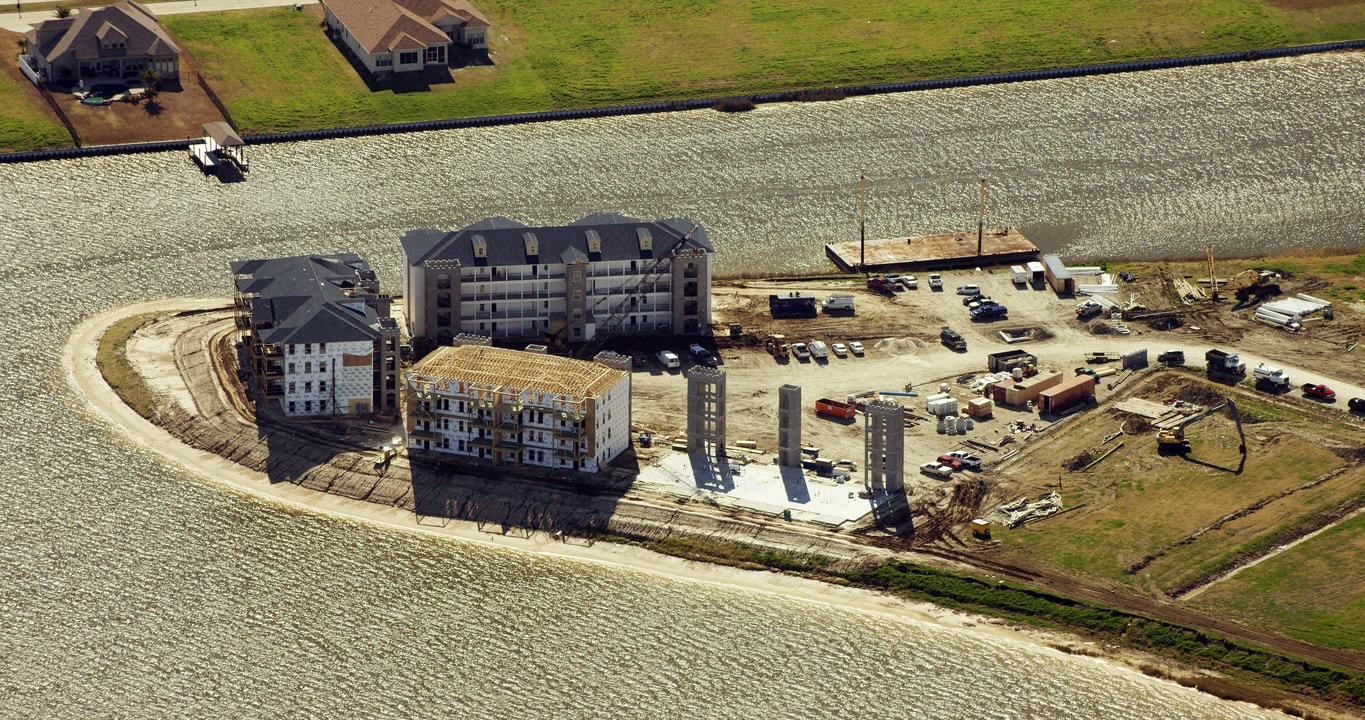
[7,39,1364,163]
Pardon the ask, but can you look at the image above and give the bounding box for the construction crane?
[576,223,707,358]
[1157,398,1247,455]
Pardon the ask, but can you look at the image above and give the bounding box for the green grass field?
[9,1,1365,145]
[164,7,553,133]
[1192,499,1365,652]
[0,53,71,152]
[993,407,1353,588]
[157,0,1365,135]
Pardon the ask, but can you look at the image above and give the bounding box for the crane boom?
[576,222,705,358]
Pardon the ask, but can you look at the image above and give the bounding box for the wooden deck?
[825,228,1039,273]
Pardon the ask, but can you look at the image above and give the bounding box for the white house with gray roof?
[231,254,401,417]
[400,213,714,347]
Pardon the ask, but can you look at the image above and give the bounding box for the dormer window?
[636,227,653,253]
[522,232,539,258]
[97,23,127,50]
[471,234,487,258]
[584,230,601,253]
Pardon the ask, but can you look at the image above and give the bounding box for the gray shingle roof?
[230,254,387,346]
[401,213,713,269]
[29,1,178,65]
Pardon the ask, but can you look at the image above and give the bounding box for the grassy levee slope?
[1193,498,1365,653]
[164,0,1365,134]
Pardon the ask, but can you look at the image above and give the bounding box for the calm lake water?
[4,51,1358,718]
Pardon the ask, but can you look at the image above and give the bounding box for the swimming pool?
[79,82,129,106]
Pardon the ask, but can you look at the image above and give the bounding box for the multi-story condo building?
[406,344,631,473]
[232,254,401,417]
[400,213,714,347]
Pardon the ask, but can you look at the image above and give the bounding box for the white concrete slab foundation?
[636,451,883,526]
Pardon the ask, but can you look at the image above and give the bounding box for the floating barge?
[825,228,1039,273]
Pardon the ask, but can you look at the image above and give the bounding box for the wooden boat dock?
[825,228,1039,273]
[189,122,249,178]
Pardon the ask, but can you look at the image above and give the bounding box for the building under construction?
[405,344,631,473]
[231,253,401,417]
[399,213,715,348]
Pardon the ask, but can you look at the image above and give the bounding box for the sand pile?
[874,337,927,355]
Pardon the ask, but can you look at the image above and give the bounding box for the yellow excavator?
[1157,398,1247,456]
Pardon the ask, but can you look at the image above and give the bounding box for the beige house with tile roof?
[23,0,178,86]
[322,0,489,78]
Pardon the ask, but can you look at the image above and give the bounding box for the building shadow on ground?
[324,28,480,94]
[408,452,633,537]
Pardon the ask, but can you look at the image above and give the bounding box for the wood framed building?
[406,344,631,473]
[322,0,488,78]
[22,0,179,86]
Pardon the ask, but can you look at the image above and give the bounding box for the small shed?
[1043,255,1074,294]
[971,519,992,539]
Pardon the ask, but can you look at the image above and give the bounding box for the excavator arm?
[1226,398,1247,455]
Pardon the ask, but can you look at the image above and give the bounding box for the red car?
[936,454,964,471]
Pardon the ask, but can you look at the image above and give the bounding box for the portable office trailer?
[1042,255,1074,294]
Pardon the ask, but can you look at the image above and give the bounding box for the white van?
[656,350,680,369]
[821,294,855,313]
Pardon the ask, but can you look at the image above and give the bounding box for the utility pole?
[859,174,866,274]
[977,178,986,257]
[1207,244,1219,301]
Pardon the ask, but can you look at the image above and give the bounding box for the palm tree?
[54,4,71,17]
[140,67,162,99]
